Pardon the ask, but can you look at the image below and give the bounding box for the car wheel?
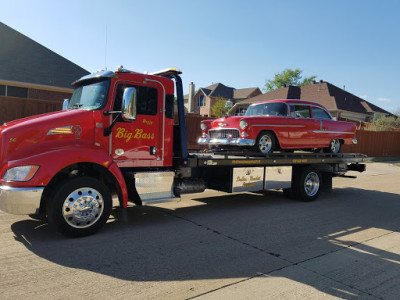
[325,139,341,153]
[254,132,276,154]
[47,176,112,237]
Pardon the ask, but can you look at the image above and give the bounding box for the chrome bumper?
[0,186,44,215]
[198,137,255,146]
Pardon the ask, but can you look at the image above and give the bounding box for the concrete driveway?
[1,162,400,299]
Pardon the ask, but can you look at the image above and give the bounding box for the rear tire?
[292,167,321,202]
[47,176,112,237]
[325,139,342,153]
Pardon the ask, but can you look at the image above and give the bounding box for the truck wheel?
[292,167,321,202]
[254,132,276,154]
[47,176,112,237]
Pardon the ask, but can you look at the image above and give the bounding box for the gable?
[0,22,89,89]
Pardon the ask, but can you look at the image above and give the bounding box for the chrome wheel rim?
[258,135,272,153]
[330,139,340,153]
[304,172,320,197]
[62,187,104,228]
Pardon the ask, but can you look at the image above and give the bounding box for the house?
[185,82,261,117]
[229,80,392,122]
[0,22,89,122]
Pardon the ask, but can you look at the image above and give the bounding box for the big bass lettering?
[115,127,155,142]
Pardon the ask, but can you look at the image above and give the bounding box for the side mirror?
[121,87,137,121]
[62,99,70,110]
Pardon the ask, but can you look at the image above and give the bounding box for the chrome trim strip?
[198,137,255,146]
[252,124,304,127]
[313,130,354,134]
[0,186,44,215]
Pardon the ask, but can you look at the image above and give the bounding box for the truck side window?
[114,84,158,115]
[165,94,174,119]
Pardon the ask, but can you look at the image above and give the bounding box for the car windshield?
[68,79,110,110]
[245,102,288,117]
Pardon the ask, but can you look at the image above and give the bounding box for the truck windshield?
[68,79,110,110]
[245,102,288,117]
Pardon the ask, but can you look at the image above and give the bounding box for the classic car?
[198,99,357,153]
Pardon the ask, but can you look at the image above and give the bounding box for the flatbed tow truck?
[0,68,367,237]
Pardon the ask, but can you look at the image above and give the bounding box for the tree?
[211,97,230,118]
[371,115,400,131]
[264,68,317,92]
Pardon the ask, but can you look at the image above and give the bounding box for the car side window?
[290,105,311,118]
[312,107,332,120]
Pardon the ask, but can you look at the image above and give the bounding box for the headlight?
[239,120,248,130]
[200,122,207,131]
[3,165,40,182]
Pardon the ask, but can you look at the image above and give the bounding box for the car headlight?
[200,122,207,131]
[239,119,248,130]
[3,165,40,182]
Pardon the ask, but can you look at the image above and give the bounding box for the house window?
[0,85,5,96]
[235,107,247,116]
[6,86,28,98]
[197,95,205,107]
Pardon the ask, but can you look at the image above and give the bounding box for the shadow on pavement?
[10,187,400,298]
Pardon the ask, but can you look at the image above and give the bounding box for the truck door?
[110,82,163,166]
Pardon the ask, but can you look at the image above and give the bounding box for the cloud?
[360,95,368,100]
[377,97,391,102]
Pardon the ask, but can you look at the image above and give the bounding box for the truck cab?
[0,67,187,237]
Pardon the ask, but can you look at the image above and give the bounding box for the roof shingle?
[0,22,89,89]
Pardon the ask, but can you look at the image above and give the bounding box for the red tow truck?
[0,68,367,237]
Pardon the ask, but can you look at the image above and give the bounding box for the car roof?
[250,99,329,110]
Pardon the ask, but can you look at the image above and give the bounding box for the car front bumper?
[0,186,44,215]
[198,137,255,146]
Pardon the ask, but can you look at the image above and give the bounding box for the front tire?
[254,131,276,154]
[47,176,112,237]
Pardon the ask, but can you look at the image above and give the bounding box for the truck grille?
[209,129,239,139]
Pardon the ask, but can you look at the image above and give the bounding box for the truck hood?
[0,110,96,164]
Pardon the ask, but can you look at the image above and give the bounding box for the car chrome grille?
[209,129,240,139]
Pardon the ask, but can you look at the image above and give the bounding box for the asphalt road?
[1,162,400,299]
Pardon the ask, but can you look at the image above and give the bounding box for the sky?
[1,0,399,113]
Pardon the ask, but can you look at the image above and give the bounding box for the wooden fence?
[0,96,62,124]
[342,130,400,157]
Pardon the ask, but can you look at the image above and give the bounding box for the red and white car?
[198,99,357,153]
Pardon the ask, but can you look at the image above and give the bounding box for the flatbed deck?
[177,151,368,168]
